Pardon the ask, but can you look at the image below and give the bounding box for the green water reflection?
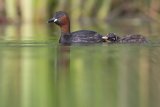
[0,44,160,107]
[0,22,160,107]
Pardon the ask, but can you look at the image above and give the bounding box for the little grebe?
[48,11,105,44]
[103,33,148,43]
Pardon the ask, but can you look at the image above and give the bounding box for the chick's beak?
[48,18,58,23]
[102,36,110,42]
[102,36,108,40]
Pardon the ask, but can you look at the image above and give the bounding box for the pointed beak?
[48,18,58,23]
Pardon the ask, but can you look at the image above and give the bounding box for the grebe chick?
[103,33,148,43]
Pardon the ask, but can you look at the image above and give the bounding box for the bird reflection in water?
[56,45,70,73]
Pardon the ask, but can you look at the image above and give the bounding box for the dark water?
[0,23,160,107]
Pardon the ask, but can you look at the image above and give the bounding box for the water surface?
[0,22,160,107]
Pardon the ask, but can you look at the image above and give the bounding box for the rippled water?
[0,22,160,107]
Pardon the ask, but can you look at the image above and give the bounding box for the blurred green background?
[0,0,160,23]
[0,0,160,107]
[0,0,160,40]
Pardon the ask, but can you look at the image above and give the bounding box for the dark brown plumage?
[48,11,105,44]
[103,33,148,43]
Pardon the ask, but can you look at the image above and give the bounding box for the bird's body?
[48,11,105,44]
